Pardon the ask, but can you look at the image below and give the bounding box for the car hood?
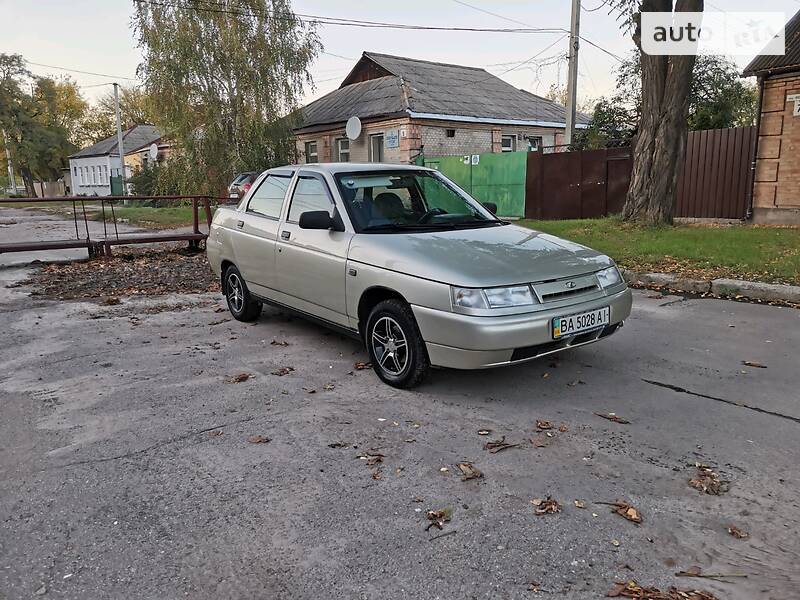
[347,224,613,287]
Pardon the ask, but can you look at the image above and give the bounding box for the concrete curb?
[620,269,800,304]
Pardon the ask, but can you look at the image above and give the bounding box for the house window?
[446,129,456,138]
[369,134,384,162]
[336,138,350,162]
[305,141,318,163]
[527,136,543,151]
[501,135,516,152]
[103,165,108,183]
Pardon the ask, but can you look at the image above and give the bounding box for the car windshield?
[333,170,502,233]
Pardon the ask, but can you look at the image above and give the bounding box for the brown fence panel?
[579,149,607,218]
[542,151,582,219]
[675,126,755,219]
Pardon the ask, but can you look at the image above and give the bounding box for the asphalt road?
[1,270,799,599]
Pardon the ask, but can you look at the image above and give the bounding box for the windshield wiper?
[453,219,507,227]
[362,223,454,232]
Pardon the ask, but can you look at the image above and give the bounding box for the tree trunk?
[20,167,36,198]
[622,0,702,224]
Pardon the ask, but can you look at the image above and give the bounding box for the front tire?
[366,299,429,388]
[223,265,262,322]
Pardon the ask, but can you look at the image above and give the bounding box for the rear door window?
[247,175,290,219]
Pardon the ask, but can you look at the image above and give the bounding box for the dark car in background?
[227,172,257,200]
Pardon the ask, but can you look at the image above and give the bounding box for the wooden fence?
[524,126,756,220]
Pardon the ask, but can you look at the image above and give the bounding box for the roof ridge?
[364,51,489,73]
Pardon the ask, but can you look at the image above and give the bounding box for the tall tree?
[609,0,703,224]
[0,53,75,195]
[133,0,320,195]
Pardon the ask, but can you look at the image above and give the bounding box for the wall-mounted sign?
[385,129,399,148]
[787,93,800,116]
[471,154,480,165]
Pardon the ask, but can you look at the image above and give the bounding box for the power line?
[132,0,566,34]
[25,60,139,81]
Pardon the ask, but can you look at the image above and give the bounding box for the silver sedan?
[207,163,632,388]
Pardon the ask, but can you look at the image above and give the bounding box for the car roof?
[265,163,435,176]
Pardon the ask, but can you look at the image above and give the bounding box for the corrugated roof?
[296,52,589,131]
[69,124,163,158]
[743,9,800,76]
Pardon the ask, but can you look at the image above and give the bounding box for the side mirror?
[482,202,498,215]
[299,210,345,231]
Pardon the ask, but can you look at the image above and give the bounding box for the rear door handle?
[280,230,291,241]
[236,220,244,229]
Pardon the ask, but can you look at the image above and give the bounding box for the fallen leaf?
[439,466,449,473]
[208,430,223,437]
[226,372,253,383]
[611,539,621,547]
[595,412,631,424]
[247,435,271,444]
[567,380,586,387]
[602,500,643,524]
[271,367,294,376]
[327,441,348,448]
[303,387,317,394]
[456,462,483,481]
[358,452,384,466]
[536,419,552,430]
[574,500,587,509]
[371,470,382,481]
[688,465,729,495]
[531,435,550,448]
[541,372,550,379]
[425,507,452,531]
[483,436,520,453]
[558,423,569,432]
[270,339,290,346]
[607,579,720,599]
[527,581,541,592]
[741,360,767,369]
[354,361,372,370]
[477,429,492,436]
[214,306,226,313]
[102,296,121,305]
[413,496,424,503]
[530,496,561,515]
[727,525,749,539]
[323,383,335,391]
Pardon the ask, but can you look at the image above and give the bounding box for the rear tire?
[366,299,429,388]
[223,265,262,322]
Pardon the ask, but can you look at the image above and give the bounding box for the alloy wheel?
[227,272,244,313]
[371,316,409,376]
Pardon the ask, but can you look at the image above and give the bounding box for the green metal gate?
[423,151,527,218]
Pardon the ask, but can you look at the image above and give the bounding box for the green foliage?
[128,163,160,196]
[582,52,758,148]
[133,0,320,195]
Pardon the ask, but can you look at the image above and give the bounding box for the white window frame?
[501,135,516,152]
[336,138,350,162]
[103,165,108,184]
[305,141,318,163]
[369,133,384,162]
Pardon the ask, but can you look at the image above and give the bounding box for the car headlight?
[452,285,537,309]
[596,265,622,288]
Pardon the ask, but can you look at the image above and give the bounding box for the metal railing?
[0,195,231,256]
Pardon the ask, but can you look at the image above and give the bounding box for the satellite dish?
[148,143,159,161]
[345,116,362,141]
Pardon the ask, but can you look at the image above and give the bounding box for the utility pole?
[113,82,127,196]
[564,0,581,146]
[2,129,16,194]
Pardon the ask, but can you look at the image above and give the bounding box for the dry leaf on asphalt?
[371,470,382,481]
[727,525,749,539]
[328,442,348,448]
[225,372,253,383]
[574,500,587,509]
[531,435,550,448]
[354,361,372,370]
[558,423,569,433]
[247,435,271,444]
[483,436,520,453]
[207,430,223,437]
[741,360,767,369]
[606,579,720,599]
[271,366,295,376]
[425,507,452,531]
[595,412,631,424]
[102,297,121,305]
[477,429,492,436]
[530,496,561,515]
[601,500,643,524]
[323,383,335,391]
[270,339,290,346]
[456,462,483,481]
[357,451,384,466]
[536,419,552,430]
[688,465,729,495]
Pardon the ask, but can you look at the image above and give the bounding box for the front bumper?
[412,287,632,369]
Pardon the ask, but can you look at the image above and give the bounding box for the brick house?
[743,10,800,224]
[294,52,589,165]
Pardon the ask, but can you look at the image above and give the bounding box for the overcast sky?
[2,0,798,107]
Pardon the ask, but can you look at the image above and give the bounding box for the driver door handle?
[236,220,244,229]
[280,230,291,241]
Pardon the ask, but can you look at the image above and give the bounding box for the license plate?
[552,307,610,339]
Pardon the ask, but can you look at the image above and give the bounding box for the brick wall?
[753,73,800,222]
[295,117,414,164]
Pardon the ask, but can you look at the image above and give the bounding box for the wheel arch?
[357,286,408,341]
[220,259,235,292]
